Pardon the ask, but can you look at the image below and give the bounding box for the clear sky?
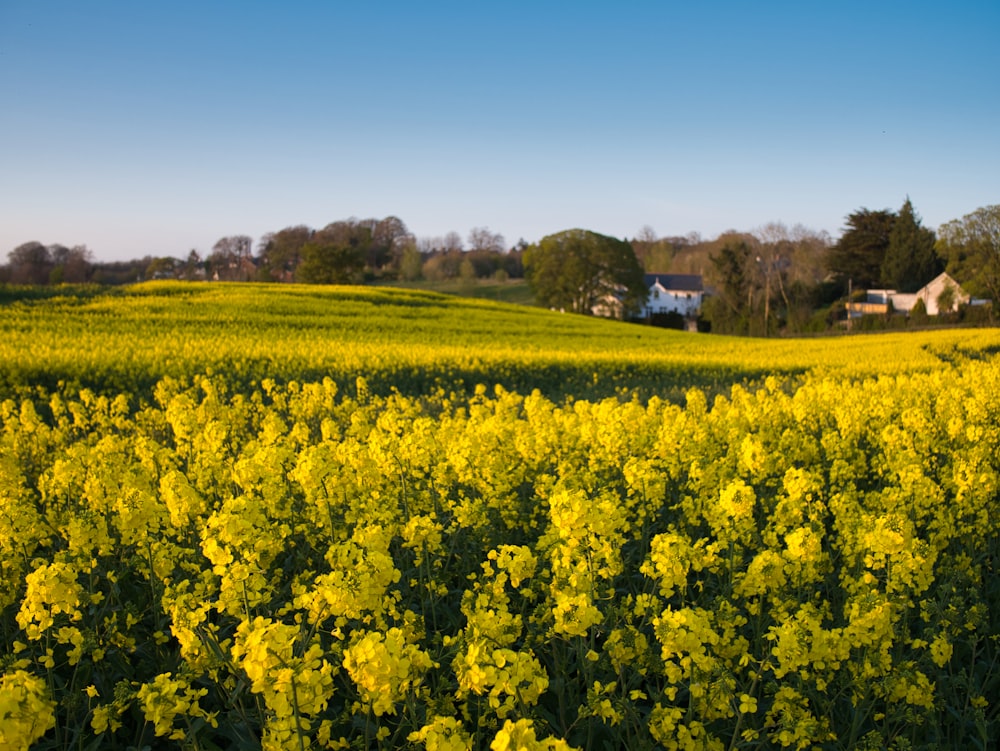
[2,1,998,262]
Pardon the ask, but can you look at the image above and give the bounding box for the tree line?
[697,200,999,335]
[0,218,522,287]
[3,202,998,335]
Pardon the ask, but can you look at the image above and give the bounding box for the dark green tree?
[703,238,756,335]
[259,225,313,282]
[524,229,646,317]
[909,296,930,326]
[937,204,1000,305]
[881,198,940,292]
[827,209,896,288]
[297,221,369,284]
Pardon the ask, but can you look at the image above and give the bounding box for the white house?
[640,274,704,319]
[914,272,972,315]
[849,272,971,318]
[591,273,705,325]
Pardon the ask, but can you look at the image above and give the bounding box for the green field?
[2,283,999,751]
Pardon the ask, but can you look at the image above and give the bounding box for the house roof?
[645,273,704,292]
[920,272,964,294]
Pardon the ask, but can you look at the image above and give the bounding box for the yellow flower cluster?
[490,718,579,751]
[343,628,433,716]
[409,715,473,751]
[136,672,217,740]
[231,616,336,748]
[15,561,83,640]
[0,670,56,751]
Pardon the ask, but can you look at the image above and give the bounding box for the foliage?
[297,223,371,285]
[705,238,756,335]
[524,229,646,317]
[936,283,957,315]
[881,198,940,293]
[702,226,832,337]
[399,246,424,282]
[209,235,254,282]
[6,243,93,286]
[630,226,688,274]
[937,204,1000,305]
[259,225,313,282]
[827,208,896,289]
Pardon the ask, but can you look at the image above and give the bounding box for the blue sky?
[1,1,997,262]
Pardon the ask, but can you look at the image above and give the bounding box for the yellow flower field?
[1,283,998,749]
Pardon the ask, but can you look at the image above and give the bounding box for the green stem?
[289,671,307,751]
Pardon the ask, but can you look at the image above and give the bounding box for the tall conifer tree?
[881,198,940,292]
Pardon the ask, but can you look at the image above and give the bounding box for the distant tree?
[752,224,791,335]
[937,204,1000,305]
[422,250,463,281]
[467,227,506,254]
[371,216,413,271]
[827,208,896,288]
[459,257,476,285]
[505,241,527,278]
[90,258,146,285]
[881,198,940,292]
[209,235,254,281]
[297,221,369,284]
[462,249,508,279]
[444,232,463,252]
[631,225,680,273]
[704,237,756,335]
[65,245,94,283]
[524,229,646,316]
[751,222,832,334]
[47,244,93,284]
[399,244,423,281]
[936,282,957,315]
[417,231,465,258]
[46,244,71,283]
[785,224,833,286]
[259,225,312,282]
[182,249,205,280]
[7,241,53,285]
[144,256,177,280]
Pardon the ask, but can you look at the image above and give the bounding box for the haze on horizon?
[1,1,997,263]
